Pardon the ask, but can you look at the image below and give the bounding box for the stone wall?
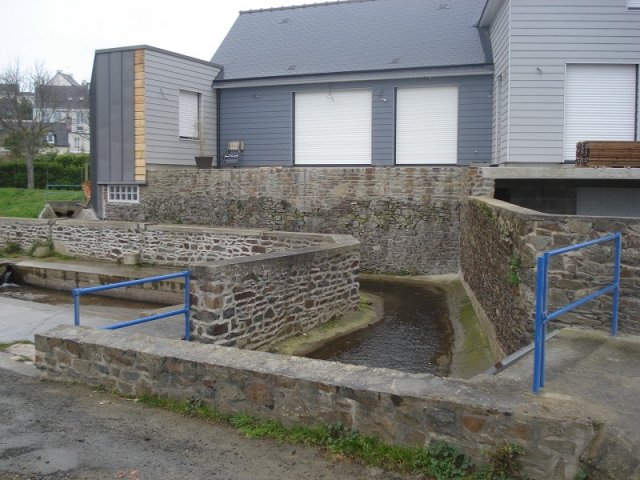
[36,325,595,480]
[460,197,640,355]
[103,167,467,275]
[0,218,52,252]
[190,235,360,350]
[0,218,333,266]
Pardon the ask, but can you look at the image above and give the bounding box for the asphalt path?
[0,364,403,480]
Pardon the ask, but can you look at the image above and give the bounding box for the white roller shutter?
[179,90,199,139]
[295,89,372,165]
[396,85,458,164]
[564,64,637,162]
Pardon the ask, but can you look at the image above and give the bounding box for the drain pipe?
[0,264,15,286]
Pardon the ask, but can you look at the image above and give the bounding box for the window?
[108,185,139,203]
[73,138,81,149]
[294,89,372,165]
[46,133,56,144]
[179,90,200,139]
[79,96,84,101]
[67,96,73,101]
[396,84,459,164]
[628,0,640,10]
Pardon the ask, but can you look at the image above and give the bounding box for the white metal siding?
[490,0,511,164]
[395,85,458,164]
[294,89,372,165]
[179,90,199,139]
[506,0,640,164]
[564,64,637,161]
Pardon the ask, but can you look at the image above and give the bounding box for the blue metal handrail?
[72,271,191,341]
[533,233,621,393]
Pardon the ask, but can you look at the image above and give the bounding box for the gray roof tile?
[212,0,491,81]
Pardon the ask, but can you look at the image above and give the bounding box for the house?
[90,0,640,218]
[211,0,493,167]
[33,71,90,154]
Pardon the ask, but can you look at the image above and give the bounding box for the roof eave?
[478,0,504,28]
[211,64,495,89]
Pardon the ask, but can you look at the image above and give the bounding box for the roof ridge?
[240,0,377,15]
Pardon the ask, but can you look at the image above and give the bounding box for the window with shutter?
[179,90,200,139]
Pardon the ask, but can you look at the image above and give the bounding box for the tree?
[0,60,66,188]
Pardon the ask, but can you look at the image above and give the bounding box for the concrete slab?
[0,295,185,343]
[472,328,640,479]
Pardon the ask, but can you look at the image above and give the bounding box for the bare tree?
[0,60,66,188]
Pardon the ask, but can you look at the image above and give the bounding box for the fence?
[72,271,191,340]
[533,233,621,393]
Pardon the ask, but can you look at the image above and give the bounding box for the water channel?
[307,278,454,375]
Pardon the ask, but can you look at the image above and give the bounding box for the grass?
[135,393,528,479]
[0,340,33,351]
[0,187,84,218]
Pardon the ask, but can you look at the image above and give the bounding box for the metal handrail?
[72,271,191,341]
[533,233,621,393]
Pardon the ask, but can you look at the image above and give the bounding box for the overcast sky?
[2,0,309,84]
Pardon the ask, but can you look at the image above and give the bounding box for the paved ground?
[0,366,405,480]
[0,296,184,344]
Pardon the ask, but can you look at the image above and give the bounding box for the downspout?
[216,87,221,168]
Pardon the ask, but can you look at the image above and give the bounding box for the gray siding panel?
[144,50,221,166]
[219,74,493,167]
[92,51,135,185]
[121,51,135,181]
[507,0,640,163]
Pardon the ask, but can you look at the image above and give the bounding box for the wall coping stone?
[480,166,640,180]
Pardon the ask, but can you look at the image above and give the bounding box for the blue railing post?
[612,233,621,336]
[73,289,80,326]
[533,255,545,393]
[184,271,190,341]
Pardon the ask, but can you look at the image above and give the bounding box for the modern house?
[90,0,640,218]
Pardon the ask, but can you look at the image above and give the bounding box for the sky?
[2,0,310,84]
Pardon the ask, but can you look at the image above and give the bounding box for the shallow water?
[307,279,453,375]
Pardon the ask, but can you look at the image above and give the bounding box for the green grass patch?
[0,340,33,352]
[135,393,528,479]
[0,188,83,218]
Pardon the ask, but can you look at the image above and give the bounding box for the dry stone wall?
[36,325,596,480]
[460,197,640,355]
[190,236,360,349]
[104,167,468,275]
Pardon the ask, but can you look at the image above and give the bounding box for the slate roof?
[211,0,492,82]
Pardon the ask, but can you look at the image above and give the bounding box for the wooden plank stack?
[575,141,640,167]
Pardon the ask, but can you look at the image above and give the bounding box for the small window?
[79,96,84,101]
[108,185,139,203]
[46,133,56,144]
[628,0,640,10]
[74,138,81,149]
[179,90,201,139]
[68,96,73,101]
